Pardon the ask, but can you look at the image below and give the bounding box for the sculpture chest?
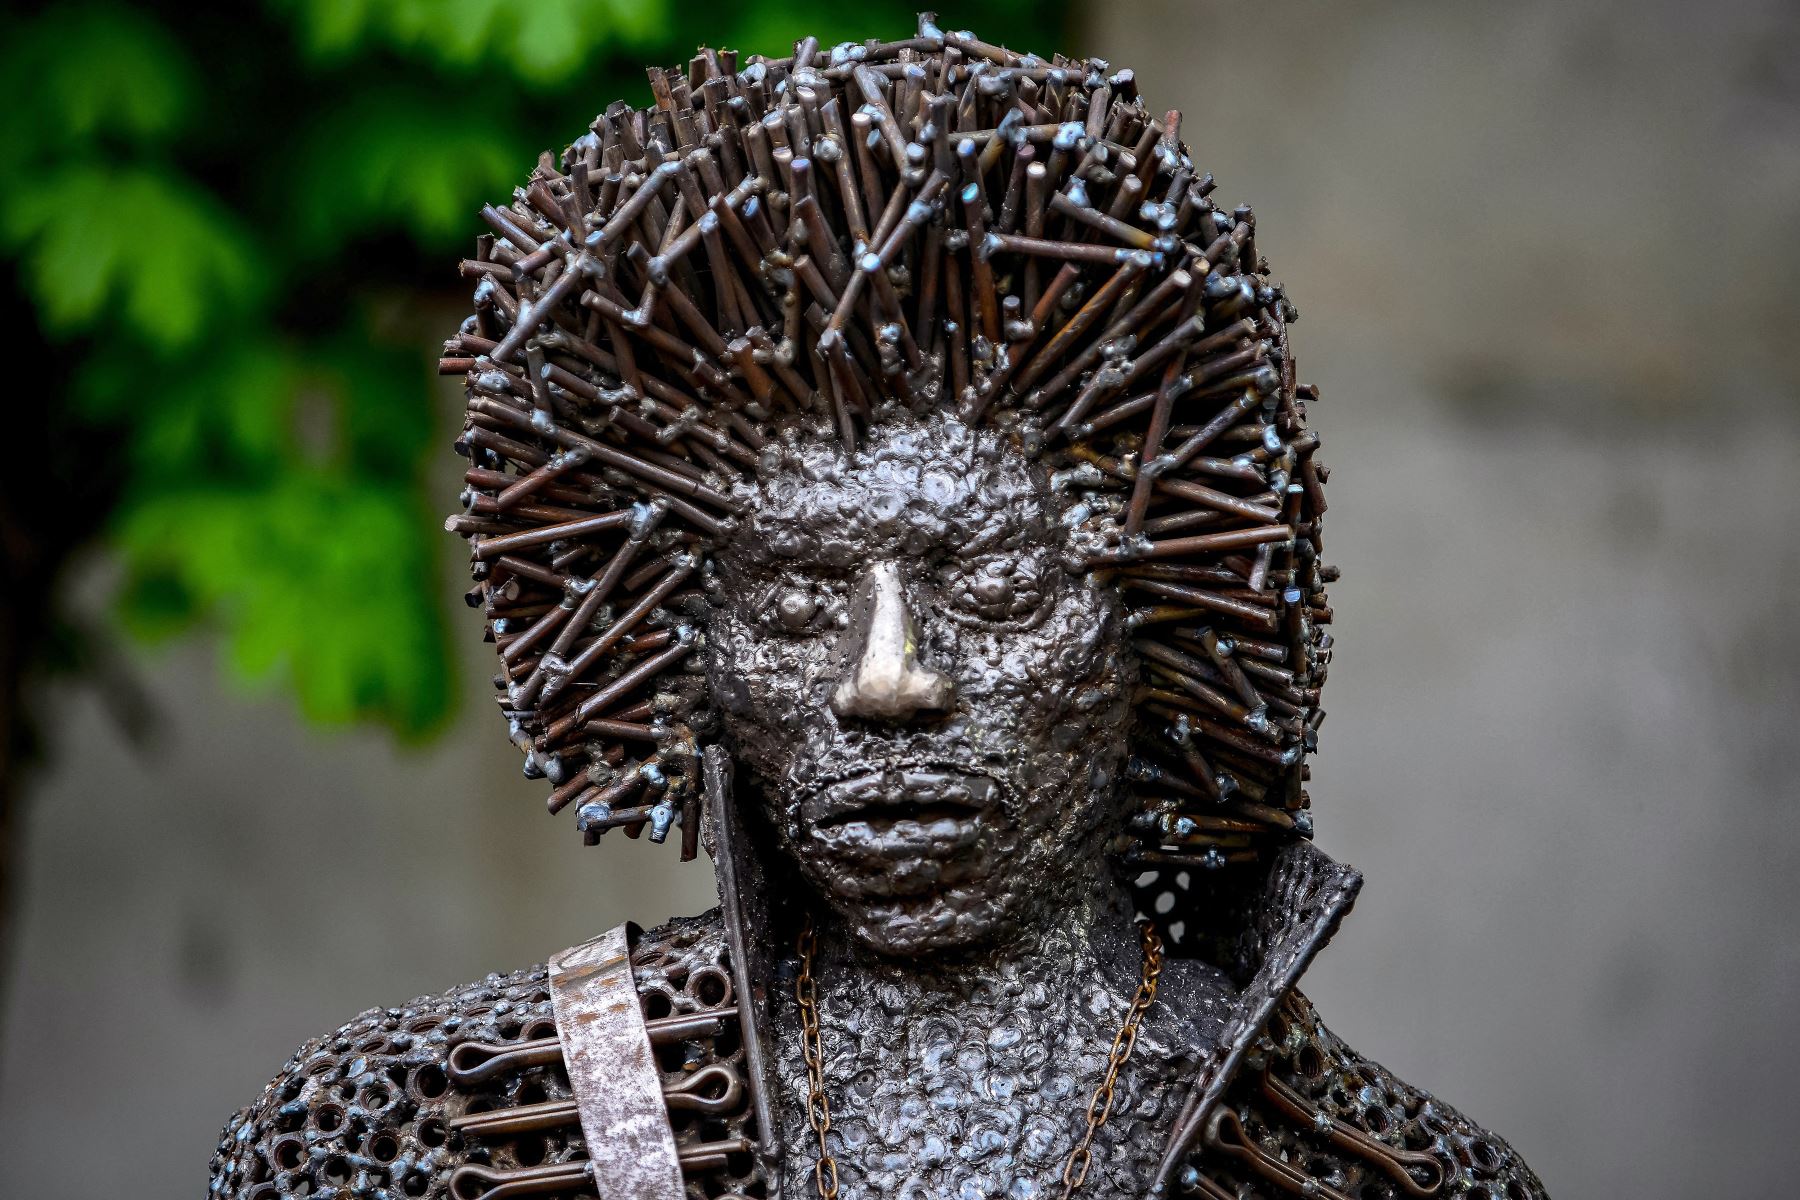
[766,933,1237,1200]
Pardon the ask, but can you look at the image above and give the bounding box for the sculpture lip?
[801,761,1003,830]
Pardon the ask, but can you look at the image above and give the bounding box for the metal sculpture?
[212,16,1547,1200]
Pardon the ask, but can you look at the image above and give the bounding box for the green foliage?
[290,92,528,252]
[274,0,671,85]
[3,165,261,346]
[0,0,1070,745]
[75,341,301,478]
[115,472,448,731]
[0,4,197,158]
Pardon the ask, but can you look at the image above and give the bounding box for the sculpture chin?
[836,888,1015,957]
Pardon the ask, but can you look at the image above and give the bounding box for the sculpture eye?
[760,583,834,636]
[777,589,818,629]
[943,557,1047,624]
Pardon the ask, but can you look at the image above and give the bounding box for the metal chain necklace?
[793,916,1166,1200]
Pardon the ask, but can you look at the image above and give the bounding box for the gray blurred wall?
[4,2,1798,1197]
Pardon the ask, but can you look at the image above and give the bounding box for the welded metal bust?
[211,16,1548,1200]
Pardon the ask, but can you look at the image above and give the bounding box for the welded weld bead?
[535,653,571,693]
[628,500,666,537]
[1203,271,1239,300]
[1125,755,1161,783]
[575,800,614,834]
[1141,200,1178,231]
[648,802,677,843]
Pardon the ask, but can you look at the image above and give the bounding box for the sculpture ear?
[704,745,785,1194]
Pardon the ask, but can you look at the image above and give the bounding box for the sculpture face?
[708,413,1135,955]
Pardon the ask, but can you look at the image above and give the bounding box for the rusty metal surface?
[443,14,1332,952]
[208,917,774,1200]
[620,915,767,1197]
[548,925,685,1199]
[1150,841,1361,1186]
[705,742,784,1196]
[208,963,586,1200]
[210,16,1544,1200]
[1176,988,1546,1200]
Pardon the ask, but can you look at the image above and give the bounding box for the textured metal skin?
[754,841,1363,1200]
[708,412,1139,958]
[209,894,1546,1200]
[549,925,685,1199]
[210,918,768,1200]
[209,964,581,1200]
[703,744,784,1197]
[1187,989,1549,1200]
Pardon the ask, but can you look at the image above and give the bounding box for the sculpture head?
[447,18,1332,957]
[709,411,1133,953]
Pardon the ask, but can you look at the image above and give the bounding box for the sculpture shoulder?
[209,911,734,1200]
[1190,989,1550,1200]
[207,958,567,1200]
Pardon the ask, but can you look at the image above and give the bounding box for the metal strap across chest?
[548,923,685,1200]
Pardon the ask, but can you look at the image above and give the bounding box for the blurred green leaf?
[290,92,526,252]
[272,0,670,85]
[315,332,440,479]
[77,341,301,479]
[2,165,260,347]
[0,4,197,162]
[1,0,1068,755]
[116,472,450,735]
[115,568,201,644]
[75,322,447,736]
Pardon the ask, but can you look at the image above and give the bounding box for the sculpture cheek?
[712,666,753,717]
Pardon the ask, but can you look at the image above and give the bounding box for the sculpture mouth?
[799,763,1005,871]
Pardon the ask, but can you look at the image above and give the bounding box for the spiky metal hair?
[444,17,1334,901]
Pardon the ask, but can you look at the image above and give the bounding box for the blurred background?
[2,1,1796,1196]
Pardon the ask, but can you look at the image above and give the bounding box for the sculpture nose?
[831,561,955,722]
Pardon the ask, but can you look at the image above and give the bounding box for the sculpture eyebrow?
[761,559,844,581]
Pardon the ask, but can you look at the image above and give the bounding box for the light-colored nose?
[831,561,955,722]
